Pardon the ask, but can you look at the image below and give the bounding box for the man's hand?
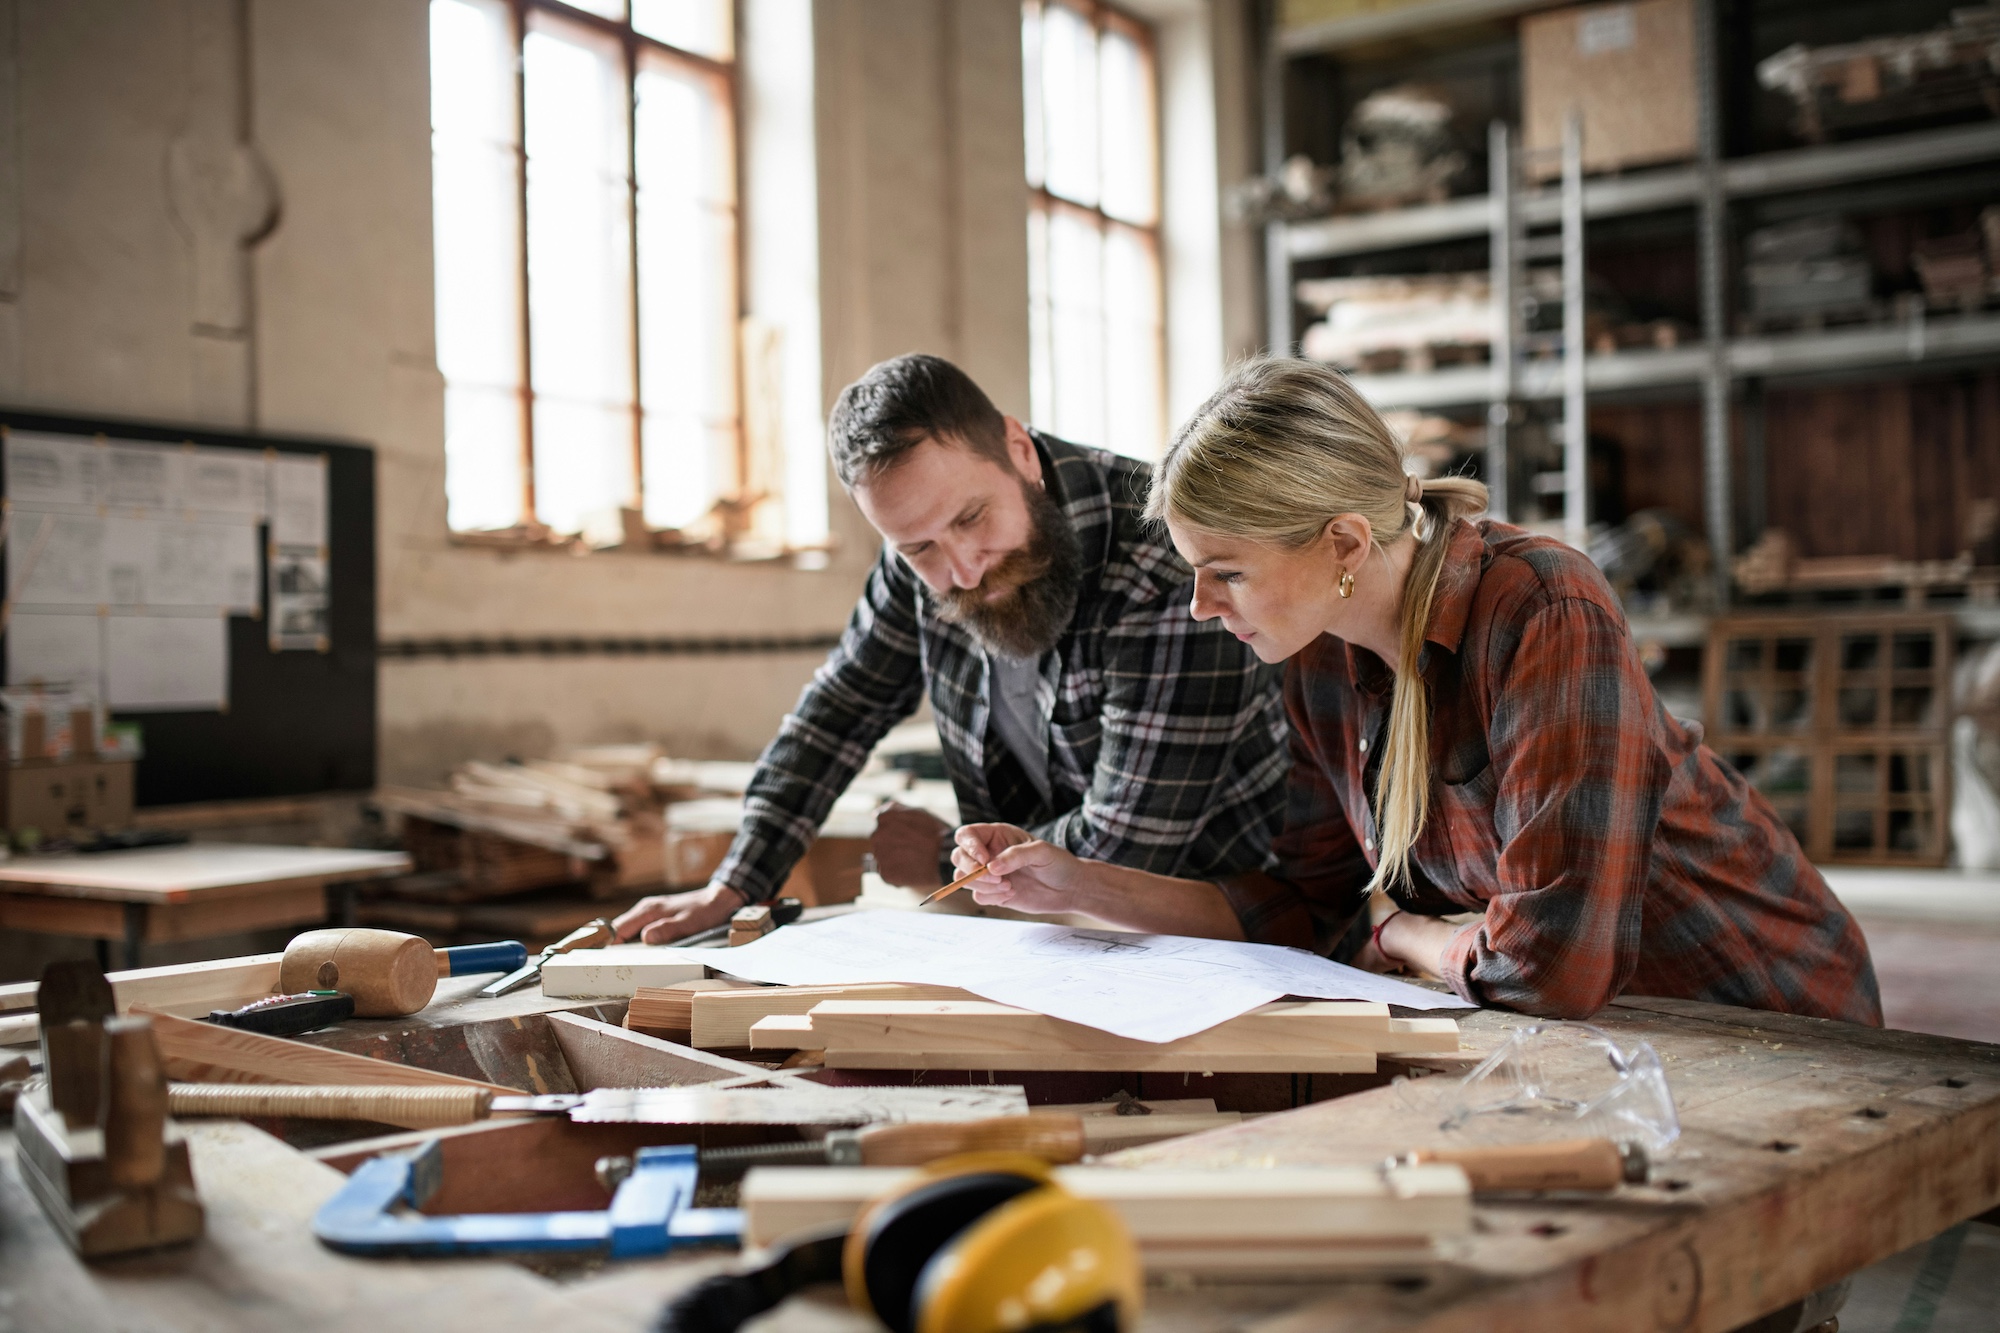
[871,801,952,890]
[612,883,744,945]
[950,823,1091,917]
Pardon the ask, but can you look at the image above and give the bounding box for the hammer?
[280,929,528,1018]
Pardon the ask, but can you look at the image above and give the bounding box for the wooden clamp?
[13,961,204,1257]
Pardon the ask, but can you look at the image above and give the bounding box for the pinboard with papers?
[0,409,375,804]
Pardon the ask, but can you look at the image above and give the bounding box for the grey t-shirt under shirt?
[987,651,1052,805]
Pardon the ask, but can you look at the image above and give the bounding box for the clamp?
[313,1140,742,1259]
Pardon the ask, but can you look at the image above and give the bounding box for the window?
[1023,1,1164,460]
[430,0,739,541]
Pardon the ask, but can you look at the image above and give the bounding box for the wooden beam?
[544,1012,770,1090]
[538,948,708,1000]
[758,1000,1456,1072]
[0,953,284,1014]
[819,1048,1378,1073]
[740,1162,1473,1269]
[0,953,287,1047]
[133,1007,517,1095]
[689,982,973,1049]
[624,978,760,1039]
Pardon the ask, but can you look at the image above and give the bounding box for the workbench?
[3,980,1995,1333]
[0,844,410,970]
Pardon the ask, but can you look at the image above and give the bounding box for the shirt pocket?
[1433,749,1500,898]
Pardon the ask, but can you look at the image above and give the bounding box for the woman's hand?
[1373,910,1464,982]
[951,823,1092,917]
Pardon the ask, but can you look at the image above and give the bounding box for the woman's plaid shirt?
[711,431,1290,904]
[1222,518,1882,1026]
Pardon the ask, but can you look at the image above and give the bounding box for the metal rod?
[1695,0,1732,605]
[1485,120,1514,521]
[1258,0,1292,355]
[1561,109,1586,550]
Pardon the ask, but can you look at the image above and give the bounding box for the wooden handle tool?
[855,1112,1087,1165]
[1404,1137,1646,1191]
[920,863,989,906]
[167,1083,495,1129]
[698,1113,1088,1174]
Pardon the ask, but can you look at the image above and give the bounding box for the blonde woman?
[949,359,1880,1024]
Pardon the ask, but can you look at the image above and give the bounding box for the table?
[0,843,411,969]
[1,985,1995,1332]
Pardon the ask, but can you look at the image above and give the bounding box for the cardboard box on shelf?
[1522,0,1696,180]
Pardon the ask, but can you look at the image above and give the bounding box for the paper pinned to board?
[7,511,108,605]
[711,912,1466,1044]
[103,517,260,611]
[104,615,229,711]
[6,613,104,692]
[268,452,328,547]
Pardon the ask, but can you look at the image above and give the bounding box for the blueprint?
[709,911,1465,1043]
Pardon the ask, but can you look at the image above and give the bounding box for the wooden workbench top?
[4,994,1995,1332]
[0,844,410,903]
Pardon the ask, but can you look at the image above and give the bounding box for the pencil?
[920,862,989,906]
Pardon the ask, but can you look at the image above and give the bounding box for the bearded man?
[614,353,1288,944]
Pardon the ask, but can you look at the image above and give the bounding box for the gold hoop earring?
[1338,569,1355,599]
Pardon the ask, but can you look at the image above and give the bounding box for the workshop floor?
[1819,869,2000,1333]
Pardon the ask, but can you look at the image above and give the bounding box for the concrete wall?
[0,0,1247,790]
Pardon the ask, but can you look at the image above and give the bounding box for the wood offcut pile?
[625,978,1462,1074]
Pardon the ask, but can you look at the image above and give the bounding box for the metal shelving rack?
[1265,1,2000,608]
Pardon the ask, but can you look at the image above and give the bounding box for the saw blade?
[566,1084,1029,1126]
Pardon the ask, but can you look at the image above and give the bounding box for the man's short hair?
[827,354,1012,488]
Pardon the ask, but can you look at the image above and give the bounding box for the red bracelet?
[1371,910,1404,955]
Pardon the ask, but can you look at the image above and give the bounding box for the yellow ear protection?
[657,1152,1142,1333]
[845,1152,1141,1333]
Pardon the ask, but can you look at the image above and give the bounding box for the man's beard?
[936,479,1083,660]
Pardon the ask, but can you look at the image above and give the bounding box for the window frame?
[1023,0,1167,460]
[446,0,743,537]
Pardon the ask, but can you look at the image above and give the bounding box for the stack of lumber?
[741,1161,1472,1273]
[749,998,1460,1073]
[377,758,666,901]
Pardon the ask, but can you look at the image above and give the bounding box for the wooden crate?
[1704,613,1953,865]
[1522,0,1696,180]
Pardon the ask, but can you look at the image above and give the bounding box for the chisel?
[695,1113,1088,1175]
[1393,1137,1649,1191]
[479,919,614,997]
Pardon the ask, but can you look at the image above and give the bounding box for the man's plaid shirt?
[711,430,1289,903]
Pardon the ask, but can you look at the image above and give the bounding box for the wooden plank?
[543,1012,770,1090]
[739,1162,1472,1256]
[689,982,974,1049]
[539,946,707,999]
[133,1007,518,1095]
[0,845,408,904]
[793,999,1442,1067]
[625,977,758,1037]
[0,952,287,1048]
[820,1048,1379,1073]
